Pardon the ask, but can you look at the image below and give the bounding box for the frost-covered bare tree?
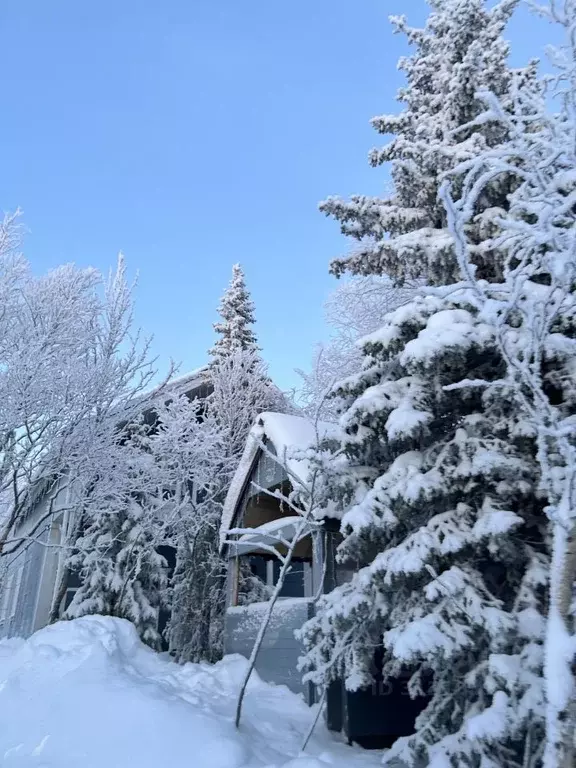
[441,4,576,764]
[325,276,416,342]
[0,217,160,558]
[65,392,222,652]
[208,349,290,480]
[298,276,415,419]
[148,394,224,661]
[169,349,292,662]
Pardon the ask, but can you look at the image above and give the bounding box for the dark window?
[249,555,268,583]
[66,569,82,590]
[157,545,177,574]
[274,559,305,598]
[242,555,307,597]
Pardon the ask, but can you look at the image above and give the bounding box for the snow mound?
[0,616,383,768]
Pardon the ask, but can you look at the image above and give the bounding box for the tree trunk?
[544,520,576,768]
[235,518,309,728]
[49,565,70,623]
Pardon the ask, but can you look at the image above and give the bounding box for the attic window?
[252,443,289,502]
[232,447,293,537]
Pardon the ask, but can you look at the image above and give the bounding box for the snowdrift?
[0,616,383,768]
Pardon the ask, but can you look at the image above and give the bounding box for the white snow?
[147,366,209,400]
[358,294,444,350]
[400,309,494,367]
[228,597,313,614]
[231,516,316,555]
[466,691,509,742]
[237,515,307,537]
[0,616,384,768]
[258,413,340,487]
[220,423,266,549]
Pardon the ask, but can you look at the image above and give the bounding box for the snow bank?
[0,616,383,768]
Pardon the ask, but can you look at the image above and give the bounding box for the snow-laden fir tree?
[323,0,535,288]
[209,263,259,361]
[299,299,548,766]
[170,264,290,662]
[299,2,549,766]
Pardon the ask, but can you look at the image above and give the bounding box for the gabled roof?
[144,366,211,403]
[219,412,339,548]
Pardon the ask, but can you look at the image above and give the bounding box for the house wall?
[224,598,314,703]
[0,478,71,639]
[0,524,50,639]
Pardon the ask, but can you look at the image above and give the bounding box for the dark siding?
[224,598,313,702]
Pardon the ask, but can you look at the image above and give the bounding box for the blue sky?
[0,1,551,391]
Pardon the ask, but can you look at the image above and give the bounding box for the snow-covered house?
[220,413,338,706]
[220,411,429,750]
[0,369,211,642]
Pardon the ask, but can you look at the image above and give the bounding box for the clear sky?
[0,1,552,391]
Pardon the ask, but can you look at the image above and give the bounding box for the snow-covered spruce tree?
[141,393,224,664]
[440,4,576,763]
[299,300,548,766]
[299,3,549,766]
[322,0,535,288]
[209,263,259,361]
[170,265,289,662]
[64,474,167,650]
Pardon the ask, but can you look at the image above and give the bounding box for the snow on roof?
[168,366,209,392]
[219,412,339,548]
[231,515,315,557]
[146,366,210,401]
[259,412,337,475]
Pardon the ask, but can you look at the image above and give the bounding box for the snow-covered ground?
[0,616,384,768]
